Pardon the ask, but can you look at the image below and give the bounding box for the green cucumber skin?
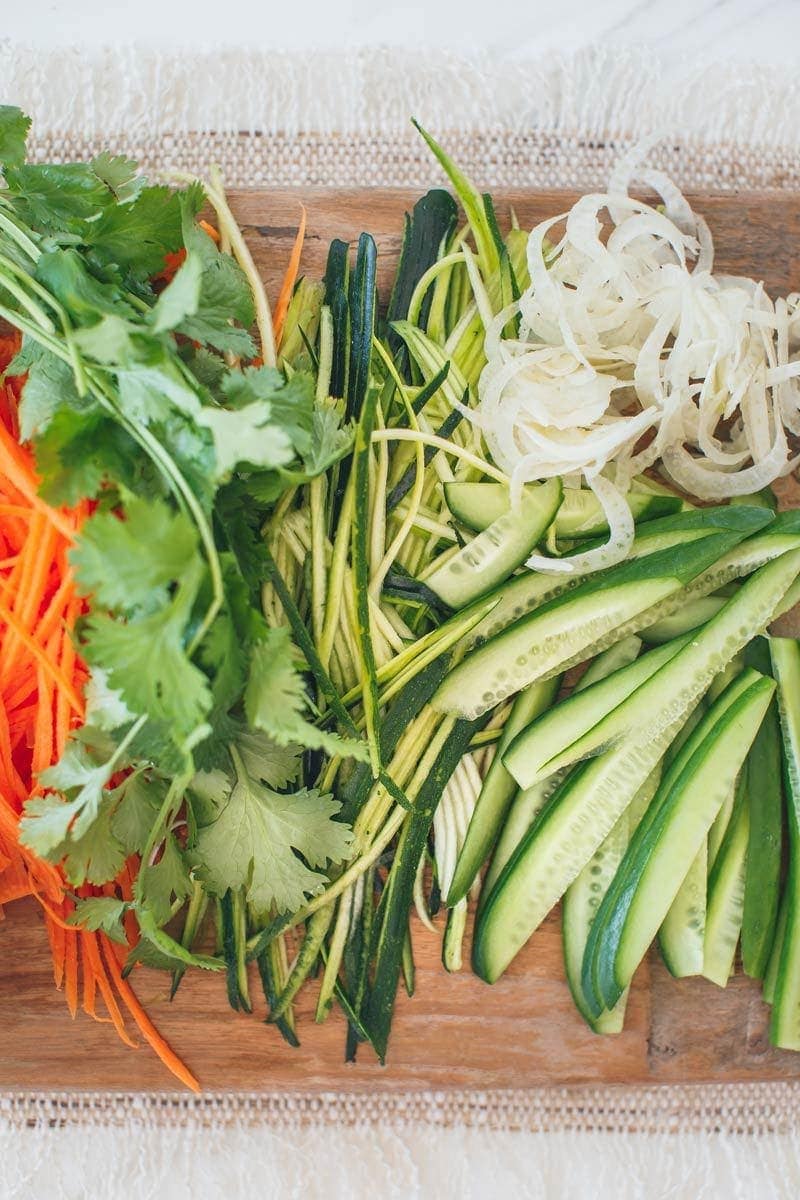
[365,714,486,1061]
[425,478,562,609]
[482,642,641,917]
[435,516,773,720]
[768,639,800,1050]
[444,481,680,537]
[763,890,788,1006]
[581,672,761,1012]
[702,774,750,988]
[461,506,774,651]
[474,547,800,987]
[447,676,560,907]
[503,635,689,789]
[587,677,774,1015]
[741,641,784,980]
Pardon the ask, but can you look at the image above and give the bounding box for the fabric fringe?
[4,42,800,191]
[4,1083,800,1134]
[2,1096,800,1199]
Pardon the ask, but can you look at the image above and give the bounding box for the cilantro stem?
[203,173,277,369]
[0,204,40,262]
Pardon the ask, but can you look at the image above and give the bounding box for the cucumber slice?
[708,783,737,869]
[435,515,769,721]
[763,891,788,1007]
[505,549,800,787]
[424,477,562,609]
[703,773,749,987]
[741,643,784,980]
[767,638,800,1049]
[447,675,560,906]
[461,505,772,650]
[585,675,774,1014]
[659,842,707,978]
[563,765,661,1033]
[444,481,681,537]
[639,595,725,644]
[481,641,641,909]
[503,635,690,789]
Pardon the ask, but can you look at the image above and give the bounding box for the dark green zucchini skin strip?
[324,238,350,400]
[386,189,458,375]
[364,713,487,1061]
[742,639,784,979]
[257,945,300,1048]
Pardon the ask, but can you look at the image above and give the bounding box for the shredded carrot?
[198,219,220,243]
[0,379,198,1091]
[100,935,200,1092]
[273,206,307,347]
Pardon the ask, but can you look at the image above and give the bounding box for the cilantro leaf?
[59,795,126,886]
[0,106,30,169]
[302,399,353,475]
[111,772,167,855]
[4,163,110,232]
[84,668,136,731]
[150,252,202,333]
[34,408,149,506]
[20,737,118,857]
[221,366,314,456]
[90,152,145,204]
[235,730,301,789]
[197,401,294,481]
[175,203,256,356]
[35,247,130,322]
[117,360,202,424]
[135,905,222,971]
[193,748,353,915]
[71,496,199,616]
[81,559,212,738]
[87,185,189,281]
[244,628,369,763]
[139,832,191,925]
[68,896,129,944]
[12,342,88,441]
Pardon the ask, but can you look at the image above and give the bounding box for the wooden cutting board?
[2,187,800,1093]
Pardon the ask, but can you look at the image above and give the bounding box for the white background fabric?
[3,3,800,1196]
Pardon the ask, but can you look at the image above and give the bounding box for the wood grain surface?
[2,187,799,1093]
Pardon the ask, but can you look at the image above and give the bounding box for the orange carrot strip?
[80,933,97,1017]
[0,600,83,714]
[198,219,220,243]
[273,206,307,346]
[64,928,79,1017]
[83,932,136,1047]
[0,422,75,540]
[32,568,75,649]
[100,935,200,1092]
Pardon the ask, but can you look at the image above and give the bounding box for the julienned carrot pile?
[0,334,198,1091]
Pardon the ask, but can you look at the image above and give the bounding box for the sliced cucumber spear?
[472,548,800,985]
[703,772,749,988]
[478,639,642,913]
[434,508,773,720]
[582,672,774,1017]
[503,633,692,790]
[446,676,561,907]
[424,477,562,609]
[741,641,784,980]
[444,481,682,538]
[767,638,800,1050]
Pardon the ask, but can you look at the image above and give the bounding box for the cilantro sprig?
[1,108,360,967]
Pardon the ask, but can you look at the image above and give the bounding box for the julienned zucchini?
[471,549,800,985]
[444,480,682,538]
[424,477,562,609]
[767,638,800,1049]
[434,508,773,720]
[446,676,560,907]
[581,672,774,1016]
